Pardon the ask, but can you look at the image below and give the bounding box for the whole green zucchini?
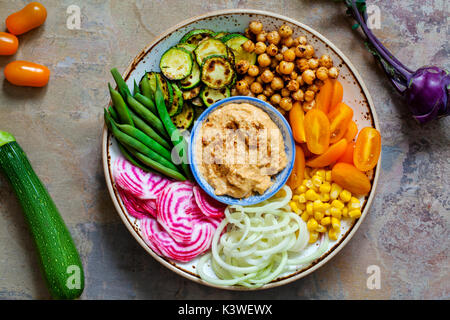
[0,131,84,299]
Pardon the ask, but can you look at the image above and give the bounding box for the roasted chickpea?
[256,31,267,42]
[260,69,275,83]
[248,65,260,77]
[275,53,284,61]
[254,42,267,55]
[236,60,250,74]
[291,89,305,101]
[296,75,305,86]
[302,69,316,85]
[304,90,315,102]
[266,43,278,56]
[279,97,293,111]
[282,74,292,82]
[280,45,289,54]
[231,87,238,96]
[250,81,263,94]
[290,71,298,80]
[308,58,319,70]
[266,31,281,45]
[256,94,267,101]
[286,79,300,92]
[296,58,309,72]
[271,77,284,91]
[303,45,315,59]
[296,36,307,45]
[243,75,255,85]
[295,45,307,58]
[257,53,271,67]
[249,21,263,34]
[270,93,282,105]
[242,40,255,53]
[278,61,295,75]
[281,88,291,97]
[255,76,264,84]
[308,84,320,93]
[244,28,253,40]
[279,25,293,38]
[319,54,333,68]
[302,99,316,112]
[281,36,294,47]
[283,48,296,62]
[328,66,339,79]
[316,67,329,81]
[276,107,286,116]
[236,80,250,95]
[263,85,275,97]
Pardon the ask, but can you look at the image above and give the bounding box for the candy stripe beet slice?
[193,185,226,218]
[113,157,171,199]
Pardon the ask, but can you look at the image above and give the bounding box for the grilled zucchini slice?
[182,85,201,100]
[180,29,214,46]
[222,34,257,65]
[191,96,204,107]
[159,47,193,80]
[168,83,184,116]
[213,31,229,39]
[147,72,173,107]
[179,61,201,90]
[200,86,231,107]
[194,38,228,66]
[171,102,194,132]
[201,55,235,89]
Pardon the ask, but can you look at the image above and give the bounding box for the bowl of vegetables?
[102,9,381,290]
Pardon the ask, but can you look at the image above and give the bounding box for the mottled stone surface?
[0,0,448,300]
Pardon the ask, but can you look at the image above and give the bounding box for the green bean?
[129,109,171,149]
[117,141,155,173]
[110,68,131,100]
[126,94,168,139]
[140,73,154,102]
[134,92,157,114]
[110,116,172,162]
[108,83,134,126]
[133,79,140,96]
[105,110,181,173]
[155,76,193,180]
[108,106,119,122]
[131,150,186,181]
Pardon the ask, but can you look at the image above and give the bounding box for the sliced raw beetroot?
[113,157,171,199]
[193,185,226,218]
[118,188,157,219]
[140,217,214,262]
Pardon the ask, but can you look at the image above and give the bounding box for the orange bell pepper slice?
[331,162,371,195]
[328,102,353,144]
[304,109,330,155]
[306,138,347,168]
[287,144,305,190]
[289,101,306,143]
[354,127,381,171]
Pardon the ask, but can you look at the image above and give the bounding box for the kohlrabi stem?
[350,0,413,81]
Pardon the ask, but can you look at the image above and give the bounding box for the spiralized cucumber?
[197,185,330,287]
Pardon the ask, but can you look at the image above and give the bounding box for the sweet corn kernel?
[331,199,345,210]
[296,185,307,194]
[348,197,361,210]
[305,189,319,201]
[307,218,319,231]
[342,207,349,218]
[331,217,341,229]
[339,189,352,202]
[309,231,319,243]
[325,170,332,182]
[330,183,343,199]
[330,207,342,218]
[292,195,300,202]
[298,202,306,211]
[306,202,314,215]
[328,228,338,241]
[302,179,309,186]
[349,209,362,219]
[319,182,331,194]
[298,193,306,203]
[313,199,324,212]
[320,192,330,202]
[310,168,319,176]
[316,169,326,179]
[314,210,324,221]
[312,175,322,187]
[320,217,331,226]
[316,224,327,233]
[289,201,300,214]
[323,203,331,211]
[301,212,309,222]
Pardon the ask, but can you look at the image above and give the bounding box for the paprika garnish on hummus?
[195,103,287,198]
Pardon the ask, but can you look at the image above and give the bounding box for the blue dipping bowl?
[189,96,295,206]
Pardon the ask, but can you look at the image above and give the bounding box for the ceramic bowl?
[102,9,380,290]
[189,96,296,206]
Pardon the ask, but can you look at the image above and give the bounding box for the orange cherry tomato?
[6,2,47,35]
[332,162,371,195]
[4,61,50,87]
[354,127,381,171]
[300,142,313,159]
[316,79,343,114]
[287,144,305,190]
[306,138,347,168]
[337,141,355,164]
[343,121,358,141]
[328,102,353,144]
[0,32,19,55]
[289,101,306,143]
[329,80,343,114]
[304,109,330,155]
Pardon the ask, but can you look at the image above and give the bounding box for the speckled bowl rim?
[102,9,381,291]
[189,96,296,206]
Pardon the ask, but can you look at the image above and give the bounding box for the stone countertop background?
[0,0,448,300]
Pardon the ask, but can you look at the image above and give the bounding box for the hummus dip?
[195,103,287,198]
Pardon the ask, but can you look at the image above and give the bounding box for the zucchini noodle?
[197,185,330,287]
